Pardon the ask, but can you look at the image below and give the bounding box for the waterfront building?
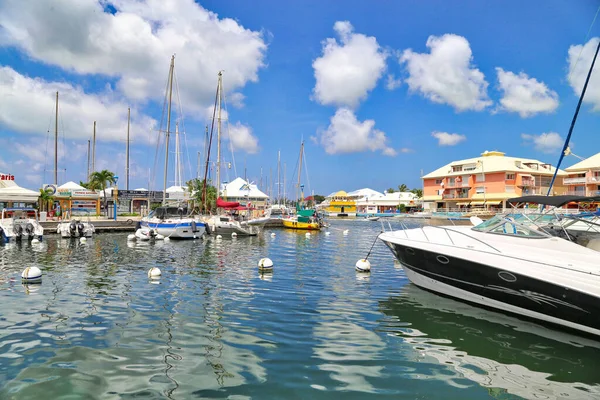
[221,177,269,209]
[0,172,39,210]
[356,191,420,216]
[323,190,357,216]
[422,151,567,211]
[53,181,100,216]
[564,152,600,196]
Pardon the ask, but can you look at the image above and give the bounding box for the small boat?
[0,208,44,242]
[57,214,95,238]
[379,207,600,337]
[203,214,261,236]
[364,215,379,221]
[282,208,321,230]
[140,205,205,239]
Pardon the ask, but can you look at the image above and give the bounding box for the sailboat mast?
[126,107,130,190]
[175,122,180,187]
[86,139,90,181]
[277,150,281,205]
[163,55,175,204]
[297,141,304,205]
[283,162,286,206]
[54,91,58,185]
[92,121,96,177]
[216,71,223,198]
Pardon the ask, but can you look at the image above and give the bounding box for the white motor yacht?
[0,208,44,242]
[57,214,95,238]
[140,205,205,239]
[379,208,600,337]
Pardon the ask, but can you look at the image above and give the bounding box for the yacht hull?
[140,220,205,239]
[381,239,600,337]
[282,219,320,230]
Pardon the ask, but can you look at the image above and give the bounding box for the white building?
[0,173,39,209]
[220,177,269,208]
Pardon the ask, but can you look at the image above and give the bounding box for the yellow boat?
[282,217,320,230]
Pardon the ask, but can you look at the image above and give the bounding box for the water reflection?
[379,284,600,399]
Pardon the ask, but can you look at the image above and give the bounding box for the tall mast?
[54,91,58,185]
[277,150,281,205]
[297,141,304,205]
[92,121,96,177]
[126,107,130,190]
[163,55,175,204]
[216,71,223,198]
[86,139,90,181]
[175,122,180,187]
[283,162,286,206]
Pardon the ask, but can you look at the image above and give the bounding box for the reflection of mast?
[163,55,175,204]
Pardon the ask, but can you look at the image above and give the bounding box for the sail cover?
[216,197,240,208]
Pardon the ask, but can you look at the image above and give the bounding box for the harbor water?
[1,219,600,399]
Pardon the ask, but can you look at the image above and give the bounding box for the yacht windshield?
[472,215,547,238]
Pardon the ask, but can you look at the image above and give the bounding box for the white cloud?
[495,68,559,117]
[385,74,402,90]
[521,132,564,154]
[317,108,396,156]
[400,34,491,112]
[312,21,387,108]
[227,122,259,154]
[567,37,600,111]
[0,0,267,113]
[0,66,157,143]
[399,147,414,153]
[432,131,466,146]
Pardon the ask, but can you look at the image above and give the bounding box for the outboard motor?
[0,227,5,243]
[25,223,34,237]
[77,221,85,237]
[14,224,23,240]
[69,221,77,237]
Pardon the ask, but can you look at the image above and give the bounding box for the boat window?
[472,215,546,237]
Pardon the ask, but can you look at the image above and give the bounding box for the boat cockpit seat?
[502,222,517,235]
[586,238,600,252]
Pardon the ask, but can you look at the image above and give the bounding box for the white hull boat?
[380,212,600,338]
[57,219,95,238]
[140,206,205,239]
[0,208,44,243]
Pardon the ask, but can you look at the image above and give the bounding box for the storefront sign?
[0,174,15,181]
[117,190,168,201]
[56,189,98,198]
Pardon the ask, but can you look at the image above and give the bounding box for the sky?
[1,0,600,197]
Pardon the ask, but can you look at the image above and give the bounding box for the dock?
[41,218,139,234]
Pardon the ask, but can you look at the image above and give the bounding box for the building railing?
[588,176,600,183]
[564,177,587,184]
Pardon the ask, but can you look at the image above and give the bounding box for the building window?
[463,164,476,171]
[435,179,443,185]
[476,186,485,194]
[506,173,515,180]
[476,174,485,182]
[452,166,463,172]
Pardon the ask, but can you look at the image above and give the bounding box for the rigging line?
[302,143,312,198]
[173,68,193,185]
[151,61,172,191]
[201,80,220,211]
[220,80,238,179]
[568,5,600,83]
[547,38,600,195]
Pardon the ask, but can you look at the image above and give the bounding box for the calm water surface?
[1,220,600,399]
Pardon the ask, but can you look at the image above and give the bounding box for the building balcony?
[588,176,600,184]
[565,191,588,196]
[564,177,587,184]
[519,180,535,187]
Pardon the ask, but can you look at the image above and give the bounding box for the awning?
[456,202,470,206]
[470,201,486,206]
[486,201,502,205]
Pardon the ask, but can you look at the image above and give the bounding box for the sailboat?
[139,55,205,240]
[200,71,261,237]
[282,141,322,230]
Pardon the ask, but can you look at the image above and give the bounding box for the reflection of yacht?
[380,285,600,399]
[0,208,44,242]
[141,205,205,239]
[380,209,600,337]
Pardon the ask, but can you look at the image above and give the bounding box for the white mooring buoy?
[80,237,87,243]
[31,238,40,244]
[148,267,162,279]
[216,235,222,240]
[355,259,371,272]
[305,232,311,237]
[325,231,331,236]
[156,234,165,240]
[231,232,237,238]
[22,266,42,283]
[164,237,171,242]
[258,257,273,272]
[270,232,276,237]
[127,234,136,241]
[343,229,349,235]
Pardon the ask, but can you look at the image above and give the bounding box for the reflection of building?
[564,152,600,196]
[0,173,39,210]
[54,181,100,216]
[220,177,268,209]
[324,190,356,216]
[423,151,567,211]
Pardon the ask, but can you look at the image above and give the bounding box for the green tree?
[79,181,91,189]
[386,188,396,193]
[398,184,409,192]
[89,170,116,215]
[313,194,325,204]
[38,188,54,212]
[187,178,217,214]
[411,188,423,198]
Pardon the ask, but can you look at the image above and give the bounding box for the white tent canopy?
[0,172,39,203]
[59,181,86,191]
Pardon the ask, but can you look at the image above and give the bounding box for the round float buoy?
[270,232,276,237]
[127,234,136,241]
[216,235,222,240]
[305,232,311,237]
[343,229,349,235]
[164,237,170,242]
[258,257,273,272]
[22,266,42,283]
[231,232,237,238]
[31,238,40,244]
[325,231,331,236]
[80,237,87,243]
[148,267,161,279]
[355,259,371,272]
[156,234,165,240]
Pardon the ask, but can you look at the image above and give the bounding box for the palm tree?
[89,170,116,216]
[411,188,423,198]
[386,188,396,193]
[38,188,54,212]
[398,184,409,192]
[187,178,217,214]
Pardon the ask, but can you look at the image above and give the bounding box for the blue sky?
[1,0,599,197]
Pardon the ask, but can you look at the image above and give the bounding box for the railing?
[588,176,600,184]
[564,177,587,184]
[565,191,587,196]
[519,180,534,187]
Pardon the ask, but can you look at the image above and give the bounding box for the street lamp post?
[113,176,119,221]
